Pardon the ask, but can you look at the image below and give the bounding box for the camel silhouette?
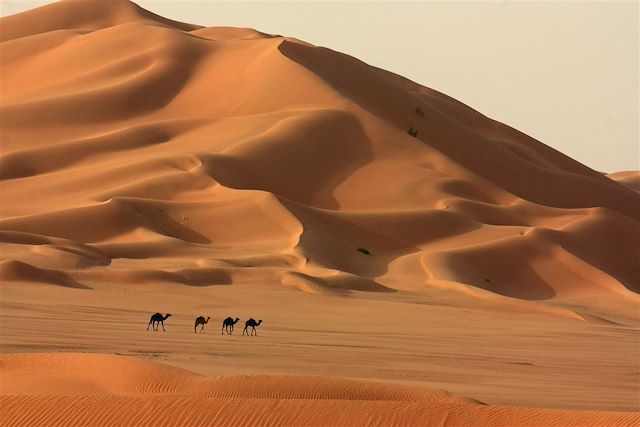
[221,317,240,335]
[194,316,210,333]
[147,313,171,331]
[243,318,262,336]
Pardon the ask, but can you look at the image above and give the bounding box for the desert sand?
[608,171,640,194]
[0,0,639,425]
[2,353,638,427]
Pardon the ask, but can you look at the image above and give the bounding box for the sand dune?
[1,0,637,305]
[608,171,640,193]
[0,1,639,425]
[1,353,638,427]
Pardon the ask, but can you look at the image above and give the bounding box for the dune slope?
[1,0,638,309]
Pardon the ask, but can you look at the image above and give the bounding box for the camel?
[221,317,240,335]
[147,313,171,331]
[243,318,262,336]
[194,316,211,333]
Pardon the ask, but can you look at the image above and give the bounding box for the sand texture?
[0,0,639,426]
[1,353,639,427]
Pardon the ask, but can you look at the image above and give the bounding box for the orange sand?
[0,0,638,425]
[1,353,638,427]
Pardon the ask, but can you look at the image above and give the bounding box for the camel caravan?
[146,313,263,336]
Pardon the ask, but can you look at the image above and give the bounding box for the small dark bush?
[415,106,424,116]
[357,247,371,255]
[408,127,418,137]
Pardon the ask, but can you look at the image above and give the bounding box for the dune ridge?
[1,353,638,427]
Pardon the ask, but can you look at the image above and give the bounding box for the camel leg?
[221,325,224,335]
[161,320,165,331]
[147,319,152,331]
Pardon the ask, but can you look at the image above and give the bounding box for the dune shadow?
[199,108,375,210]
[0,260,91,289]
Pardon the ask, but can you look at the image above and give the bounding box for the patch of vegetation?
[407,127,418,137]
[415,106,424,116]
[357,247,371,255]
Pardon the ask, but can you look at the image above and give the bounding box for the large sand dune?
[1,0,638,301]
[1,0,639,425]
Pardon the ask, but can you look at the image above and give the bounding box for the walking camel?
[243,318,262,336]
[147,313,171,331]
[221,317,240,335]
[194,316,211,333]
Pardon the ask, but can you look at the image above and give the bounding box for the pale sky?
[2,0,638,172]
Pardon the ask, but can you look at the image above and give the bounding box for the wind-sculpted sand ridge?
[1,353,638,427]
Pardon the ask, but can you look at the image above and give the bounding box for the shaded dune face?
[608,171,640,193]
[0,0,638,303]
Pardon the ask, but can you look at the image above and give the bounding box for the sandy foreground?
[1,281,639,426]
[1,0,639,425]
[1,351,638,427]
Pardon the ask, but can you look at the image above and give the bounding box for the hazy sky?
[2,0,638,172]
